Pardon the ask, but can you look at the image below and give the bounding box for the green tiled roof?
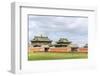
[58,38,69,42]
[31,36,52,42]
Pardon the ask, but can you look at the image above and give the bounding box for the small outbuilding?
[69,44,78,52]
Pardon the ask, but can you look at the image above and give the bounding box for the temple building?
[54,38,71,47]
[31,35,52,47]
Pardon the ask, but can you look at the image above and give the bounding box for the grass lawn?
[28,52,88,61]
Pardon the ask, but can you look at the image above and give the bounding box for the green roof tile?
[31,36,52,42]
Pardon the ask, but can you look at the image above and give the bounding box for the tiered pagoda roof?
[56,38,71,44]
[55,38,71,47]
[31,35,52,42]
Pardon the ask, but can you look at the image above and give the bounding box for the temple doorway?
[71,47,78,52]
[44,48,49,52]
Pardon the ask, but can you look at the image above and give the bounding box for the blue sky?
[28,15,88,47]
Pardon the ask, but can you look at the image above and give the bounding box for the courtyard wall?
[28,47,88,53]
